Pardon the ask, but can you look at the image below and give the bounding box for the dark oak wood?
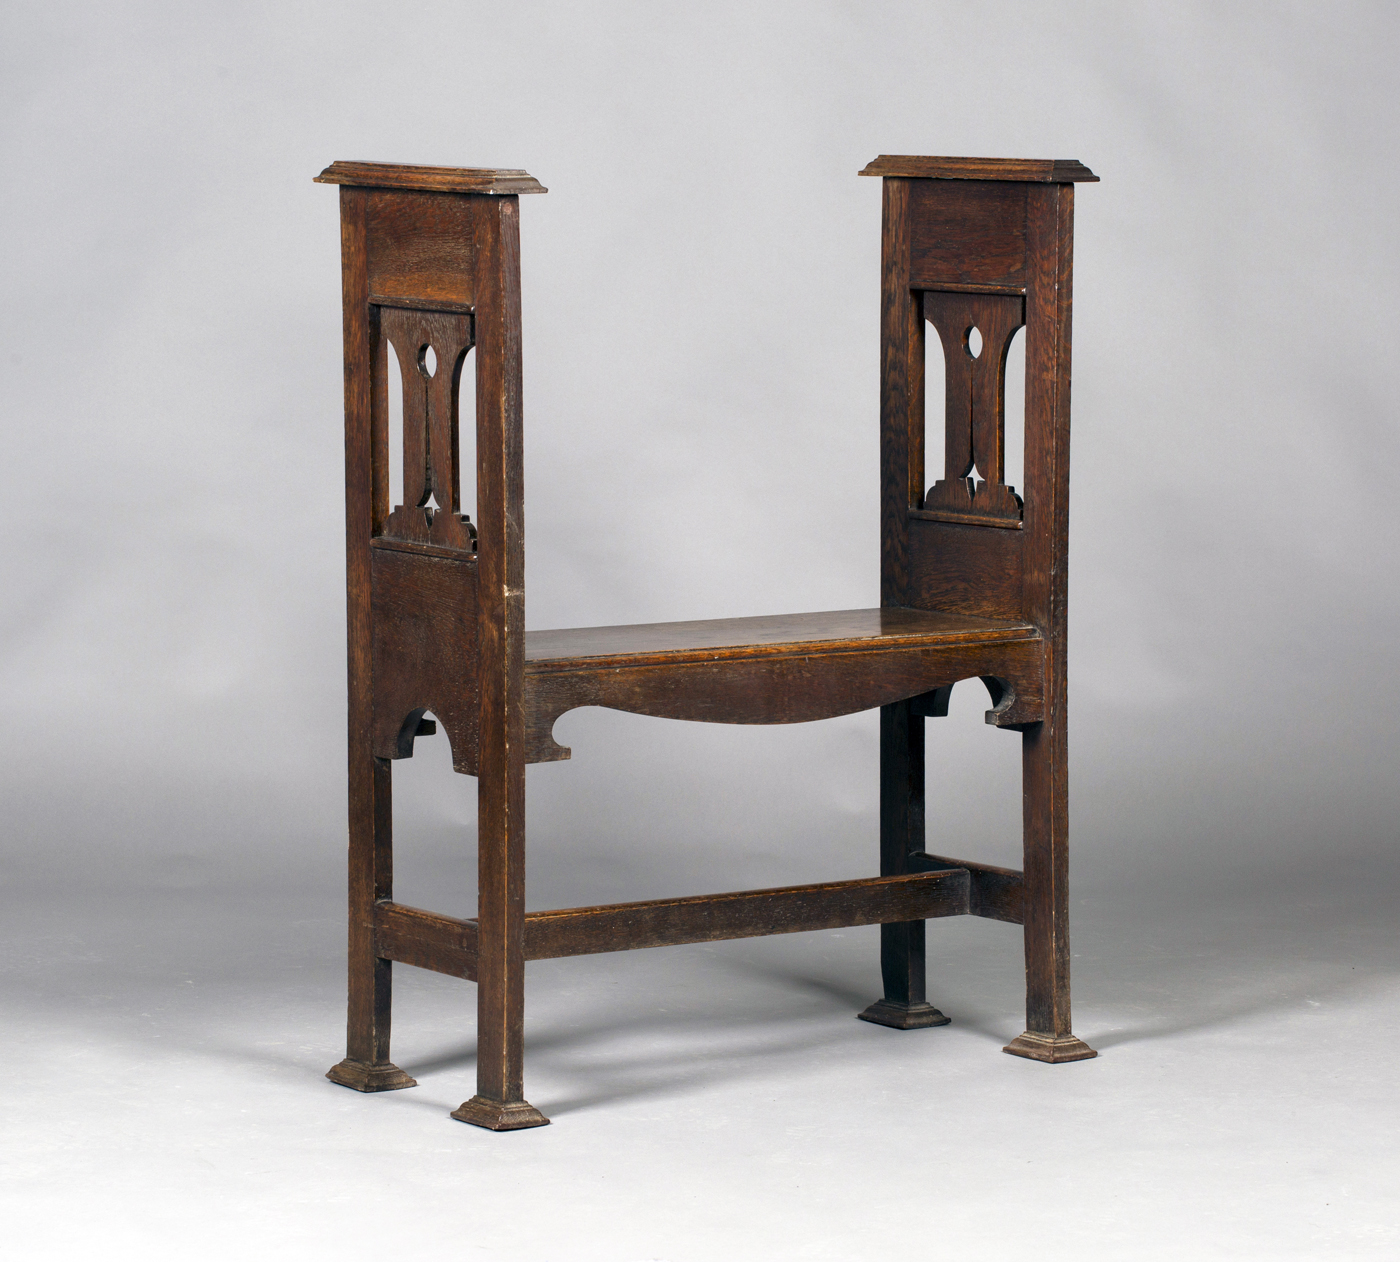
[320,165,547,1129]
[921,290,1025,526]
[523,608,1044,761]
[525,606,1030,663]
[859,700,949,1030]
[369,543,479,772]
[527,870,970,958]
[876,165,1094,1061]
[320,153,1097,1131]
[374,899,479,980]
[860,155,1098,183]
[377,306,476,549]
[1008,182,1094,1063]
[907,516,1026,620]
[324,187,417,1098]
[316,161,547,195]
[910,852,1024,923]
[879,176,917,608]
[463,192,545,1129]
[363,191,479,312]
[910,182,1030,291]
[370,868,970,980]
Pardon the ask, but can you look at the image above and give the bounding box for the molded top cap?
[314,161,547,194]
[859,156,1097,183]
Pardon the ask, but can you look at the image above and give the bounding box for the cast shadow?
[393,963,946,1116]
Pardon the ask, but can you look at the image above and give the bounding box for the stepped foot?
[1002,1032,1097,1062]
[450,1096,551,1131]
[326,1058,419,1092]
[857,999,951,1029]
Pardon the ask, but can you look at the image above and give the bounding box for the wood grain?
[463,193,544,1125]
[906,517,1025,620]
[317,160,547,195]
[1014,183,1079,1053]
[321,152,1099,1127]
[329,186,415,1094]
[365,190,477,311]
[369,542,479,773]
[910,181,1030,290]
[911,852,1024,923]
[375,900,479,980]
[869,156,1096,1061]
[523,611,1046,762]
[921,289,1026,527]
[868,699,941,1026]
[370,869,972,978]
[527,871,970,958]
[860,156,1097,183]
[879,176,915,607]
[377,305,477,551]
[525,607,1036,669]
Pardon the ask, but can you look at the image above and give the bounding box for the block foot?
[1002,1031,1097,1063]
[450,1096,551,1131]
[326,1058,418,1092]
[857,999,951,1030]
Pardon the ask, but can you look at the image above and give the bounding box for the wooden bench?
[315,153,1099,1130]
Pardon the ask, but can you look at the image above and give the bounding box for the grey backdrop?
[3,4,1397,1259]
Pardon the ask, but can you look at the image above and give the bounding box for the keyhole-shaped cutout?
[965,326,983,358]
[418,344,437,378]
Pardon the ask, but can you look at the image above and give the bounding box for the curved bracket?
[980,673,1039,729]
[913,675,1037,730]
[390,708,440,759]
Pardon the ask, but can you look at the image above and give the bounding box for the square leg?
[328,757,417,1092]
[452,704,547,1130]
[859,701,949,1030]
[1004,720,1095,1063]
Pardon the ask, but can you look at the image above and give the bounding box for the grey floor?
[4,869,1396,1260]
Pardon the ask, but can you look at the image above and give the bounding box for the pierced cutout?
[455,343,477,524]
[386,337,404,523]
[377,307,478,552]
[924,310,946,484]
[921,291,1025,528]
[1003,325,1025,498]
[384,708,481,914]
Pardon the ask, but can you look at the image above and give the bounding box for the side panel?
[365,190,476,309]
[370,545,480,774]
[895,180,1036,621]
[909,181,1028,291]
[906,518,1024,620]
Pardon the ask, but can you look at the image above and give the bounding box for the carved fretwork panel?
[921,290,1026,528]
[376,305,477,552]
